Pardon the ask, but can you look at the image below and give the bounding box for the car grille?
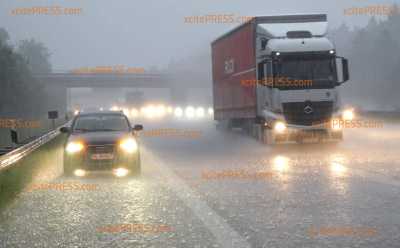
[84,144,116,170]
[282,101,333,126]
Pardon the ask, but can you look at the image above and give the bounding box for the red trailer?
[211,21,257,121]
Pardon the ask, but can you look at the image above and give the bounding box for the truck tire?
[262,128,275,145]
[252,124,262,140]
[331,130,343,142]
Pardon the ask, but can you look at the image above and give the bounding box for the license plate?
[91,153,114,160]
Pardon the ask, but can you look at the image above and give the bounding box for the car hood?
[68,131,131,145]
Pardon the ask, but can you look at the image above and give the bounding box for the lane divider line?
[141,146,252,248]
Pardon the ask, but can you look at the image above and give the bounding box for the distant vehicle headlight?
[156,105,166,117]
[131,108,139,117]
[66,141,84,154]
[122,108,130,117]
[196,107,205,118]
[167,106,173,114]
[119,138,138,153]
[174,107,183,117]
[185,106,195,118]
[274,121,287,133]
[342,109,354,121]
[143,105,156,118]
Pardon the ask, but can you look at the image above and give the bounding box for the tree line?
[329,5,400,110]
[0,28,52,118]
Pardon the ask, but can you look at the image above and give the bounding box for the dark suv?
[60,111,143,177]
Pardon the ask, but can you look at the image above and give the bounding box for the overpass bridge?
[33,72,210,115]
[33,72,207,88]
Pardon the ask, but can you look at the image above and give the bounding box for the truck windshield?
[274,56,337,89]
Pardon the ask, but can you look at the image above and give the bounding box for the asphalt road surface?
[1,117,400,248]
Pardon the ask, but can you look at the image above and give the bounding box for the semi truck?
[211,14,352,144]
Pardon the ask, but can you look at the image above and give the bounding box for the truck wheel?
[243,121,252,136]
[262,128,275,145]
[252,124,262,140]
[331,130,343,141]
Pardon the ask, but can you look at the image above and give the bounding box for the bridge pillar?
[44,84,67,117]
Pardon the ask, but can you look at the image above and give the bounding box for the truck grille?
[282,101,333,126]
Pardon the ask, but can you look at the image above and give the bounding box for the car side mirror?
[133,124,143,131]
[60,127,70,133]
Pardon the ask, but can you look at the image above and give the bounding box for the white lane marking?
[141,147,252,248]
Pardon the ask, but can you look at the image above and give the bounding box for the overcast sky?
[0,0,397,71]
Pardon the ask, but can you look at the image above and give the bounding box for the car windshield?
[73,115,130,132]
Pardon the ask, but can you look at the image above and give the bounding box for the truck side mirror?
[336,57,349,84]
[342,58,349,82]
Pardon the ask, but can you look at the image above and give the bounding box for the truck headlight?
[66,141,84,154]
[342,109,354,121]
[119,138,138,153]
[274,121,287,133]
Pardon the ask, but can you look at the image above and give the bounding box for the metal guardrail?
[0,123,68,172]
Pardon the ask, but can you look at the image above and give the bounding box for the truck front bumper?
[273,123,343,143]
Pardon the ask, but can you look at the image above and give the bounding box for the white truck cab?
[254,14,350,143]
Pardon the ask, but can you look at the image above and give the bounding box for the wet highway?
[1,117,400,248]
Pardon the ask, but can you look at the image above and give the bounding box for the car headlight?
[66,141,84,154]
[274,121,287,133]
[74,169,86,177]
[113,168,129,177]
[119,138,138,153]
[342,109,354,121]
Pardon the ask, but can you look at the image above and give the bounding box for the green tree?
[17,39,52,74]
